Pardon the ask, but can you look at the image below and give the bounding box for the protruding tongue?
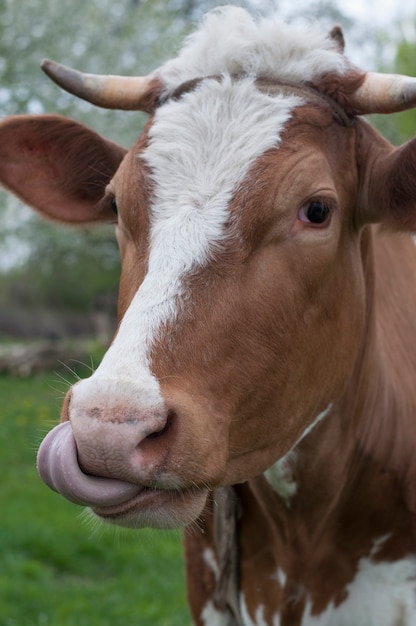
[37,421,143,507]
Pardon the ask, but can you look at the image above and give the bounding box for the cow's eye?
[298,200,331,225]
[111,196,118,216]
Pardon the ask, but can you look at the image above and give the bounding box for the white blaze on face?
[91,78,303,393]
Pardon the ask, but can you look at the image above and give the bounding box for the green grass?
[0,373,192,626]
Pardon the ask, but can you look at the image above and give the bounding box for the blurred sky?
[244,0,415,70]
[346,0,412,66]
[346,0,406,21]
[273,0,411,23]
[346,0,414,46]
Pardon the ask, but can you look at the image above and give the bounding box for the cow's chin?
[91,487,209,529]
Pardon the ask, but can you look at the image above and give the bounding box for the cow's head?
[2,7,416,529]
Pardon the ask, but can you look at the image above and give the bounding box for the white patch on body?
[86,78,302,398]
[240,594,281,626]
[156,6,348,97]
[264,405,332,505]
[273,567,287,589]
[264,451,298,506]
[293,404,333,448]
[201,600,230,626]
[301,555,416,626]
[370,533,392,557]
[203,547,220,582]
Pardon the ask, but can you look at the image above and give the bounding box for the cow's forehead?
[142,77,303,269]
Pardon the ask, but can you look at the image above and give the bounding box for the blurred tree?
[0,0,190,324]
[371,20,416,145]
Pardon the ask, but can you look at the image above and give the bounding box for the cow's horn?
[351,71,416,115]
[41,59,160,112]
[329,25,345,53]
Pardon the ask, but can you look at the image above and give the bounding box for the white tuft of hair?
[155,5,349,94]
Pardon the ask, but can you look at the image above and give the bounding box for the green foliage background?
[0,373,191,625]
[371,20,416,145]
[0,0,205,318]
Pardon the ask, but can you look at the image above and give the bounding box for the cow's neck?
[345,226,416,513]
[185,227,416,625]
[294,228,415,509]
[231,227,416,619]
[286,225,416,518]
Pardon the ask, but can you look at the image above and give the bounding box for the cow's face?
[2,87,416,531]
[44,80,366,528]
[4,70,408,529]
[3,7,416,532]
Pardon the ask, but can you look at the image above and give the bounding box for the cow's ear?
[0,115,127,224]
[358,120,416,232]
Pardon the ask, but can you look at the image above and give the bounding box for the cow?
[2,5,416,625]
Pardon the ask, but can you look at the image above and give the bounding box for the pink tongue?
[36,421,143,507]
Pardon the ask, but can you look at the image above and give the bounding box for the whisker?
[46,383,70,401]
[89,354,97,373]
[57,360,82,381]
[68,358,96,374]
[53,369,75,388]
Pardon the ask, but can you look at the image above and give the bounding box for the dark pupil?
[307,201,329,224]
[111,197,118,216]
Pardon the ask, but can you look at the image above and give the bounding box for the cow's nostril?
[145,409,175,440]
